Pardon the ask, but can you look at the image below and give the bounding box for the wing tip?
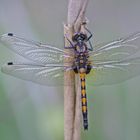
[1,33,14,37]
[1,62,14,73]
[0,33,14,44]
[1,32,13,40]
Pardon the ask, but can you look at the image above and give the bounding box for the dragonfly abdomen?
[80,73,88,130]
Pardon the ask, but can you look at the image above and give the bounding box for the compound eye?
[80,33,87,40]
[72,34,79,42]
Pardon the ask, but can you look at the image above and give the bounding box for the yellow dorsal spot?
[80,73,86,79]
[82,98,86,105]
[81,89,86,96]
[82,106,87,113]
[81,81,85,87]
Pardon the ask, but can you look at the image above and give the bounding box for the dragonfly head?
[72,33,87,42]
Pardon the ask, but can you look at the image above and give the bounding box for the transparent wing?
[87,56,140,86]
[0,33,73,65]
[1,62,74,86]
[89,32,140,61]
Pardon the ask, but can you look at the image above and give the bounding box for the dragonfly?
[1,30,140,130]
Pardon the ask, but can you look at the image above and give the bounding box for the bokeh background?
[0,0,140,140]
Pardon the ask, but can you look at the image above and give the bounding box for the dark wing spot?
[8,33,13,36]
[7,62,13,65]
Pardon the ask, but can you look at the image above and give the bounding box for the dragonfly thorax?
[73,51,91,74]
[72,32,91,74]
[75,43,87,53]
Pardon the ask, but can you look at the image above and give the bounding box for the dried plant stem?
[64,25,82,140]
[73,75,81,140]
[64,25,75,140]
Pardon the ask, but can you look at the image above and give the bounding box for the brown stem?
[64,25,75,140]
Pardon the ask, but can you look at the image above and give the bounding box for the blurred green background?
[0,0,140,140]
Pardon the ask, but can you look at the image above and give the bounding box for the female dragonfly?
[1,30,140,130]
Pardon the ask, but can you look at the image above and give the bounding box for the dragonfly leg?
[88,40,93,51]
[84,27,93,51]
[84,27,93,41]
